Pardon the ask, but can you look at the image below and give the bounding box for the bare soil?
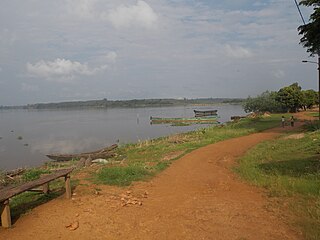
[1,118,307,240]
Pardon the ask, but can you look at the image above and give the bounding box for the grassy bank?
[94,113,290,186]
[235,122,320,240]
[3,113,289,221]
[308,112,319,118]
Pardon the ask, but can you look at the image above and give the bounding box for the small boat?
[46,144,118,161]
[194,110,218,117]
[230,116,246,121]
[150,116,219,124]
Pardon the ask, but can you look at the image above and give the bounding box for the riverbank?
[1,112,318,239]
[0,104,245,170]
[0,113,287,188]
[236,112,320,240]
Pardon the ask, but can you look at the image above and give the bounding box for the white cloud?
[104,51,117,63]
[26,58,107,81]
[224,44,254,59]
[107,1,158,29]
[66,0,97,19]
[21,83,40,92]
[272,69,285,79]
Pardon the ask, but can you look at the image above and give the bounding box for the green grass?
[236,127,320,239]
[304,120,320,131]
[22,168,52,182]
[95,165,152,186]
[92,113,289,186]
[308,112,320,118]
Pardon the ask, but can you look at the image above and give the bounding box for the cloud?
[104,51,117,63]
[272,69,285,79]
[66,0,97,19]
[224,44,254,59]
[0,28,17,46]
[26,58,107,81]
[21,83,40,92]
[107,1,158,29]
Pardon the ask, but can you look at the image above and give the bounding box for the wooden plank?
[1,200,11,228]
[0,168,73,202]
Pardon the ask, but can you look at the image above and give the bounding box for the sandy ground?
[1,115,311,240]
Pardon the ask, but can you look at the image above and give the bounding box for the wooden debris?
[76,158,86,169]
[85,156,92,167]
[65,221,79,231]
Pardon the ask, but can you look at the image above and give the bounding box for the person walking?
[281,116,285,128]
[290,116,295,127]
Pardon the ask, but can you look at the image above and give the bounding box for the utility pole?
[318,52,320,121]
[302,52,320,121]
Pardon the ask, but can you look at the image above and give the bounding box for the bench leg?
[1,200,11,228]
[42,183,50,194]
[65,175,72,199]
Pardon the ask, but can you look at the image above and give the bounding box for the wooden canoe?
[150,116,219,124]
[194,110,218,117]
[46,144,117,161]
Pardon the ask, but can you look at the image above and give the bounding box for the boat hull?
[150,116,219,124]
[194,110,218,117]
[46,144,117,161]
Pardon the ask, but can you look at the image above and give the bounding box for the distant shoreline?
[0,98,244,110]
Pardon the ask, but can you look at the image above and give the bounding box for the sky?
[0,0,318,105]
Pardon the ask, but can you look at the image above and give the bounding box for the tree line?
[0,98,244,110]
[243,83,318,113]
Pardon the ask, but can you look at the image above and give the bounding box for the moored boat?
[46,144,118,161]
[194,110,218,117]
[150,116,219,124]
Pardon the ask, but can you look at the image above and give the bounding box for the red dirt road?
[1,122,305,240]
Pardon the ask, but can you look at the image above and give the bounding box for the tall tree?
[243,91,282,113]
[302,89,318,109]
[276,83,304,112]
[298,0,320,55]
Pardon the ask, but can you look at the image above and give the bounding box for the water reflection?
[0,104,244,170]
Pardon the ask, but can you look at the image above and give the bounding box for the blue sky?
[0,0,317,105]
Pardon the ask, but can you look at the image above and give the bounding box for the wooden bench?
[0,168,73,228]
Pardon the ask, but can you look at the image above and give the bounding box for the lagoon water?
[0,104,245,170]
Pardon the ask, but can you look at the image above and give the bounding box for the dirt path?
[1,121,306,240]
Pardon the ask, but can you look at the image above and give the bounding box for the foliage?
[304,120,320,130]
[0,98,244,110]
[276,83,304,112]
[302,89,318,109]
[298,0,320,55]
[243,91,282,113]
[236,130,320,239]
[243,83,315,113]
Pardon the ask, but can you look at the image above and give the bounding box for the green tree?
[276,83,304,112]
[298,0,320,55]
[301,89,318,109]
[243,91,282,113]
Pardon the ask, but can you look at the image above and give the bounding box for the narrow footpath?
[1,120,306,240]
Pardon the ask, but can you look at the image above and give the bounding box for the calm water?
[0,104,245,170]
